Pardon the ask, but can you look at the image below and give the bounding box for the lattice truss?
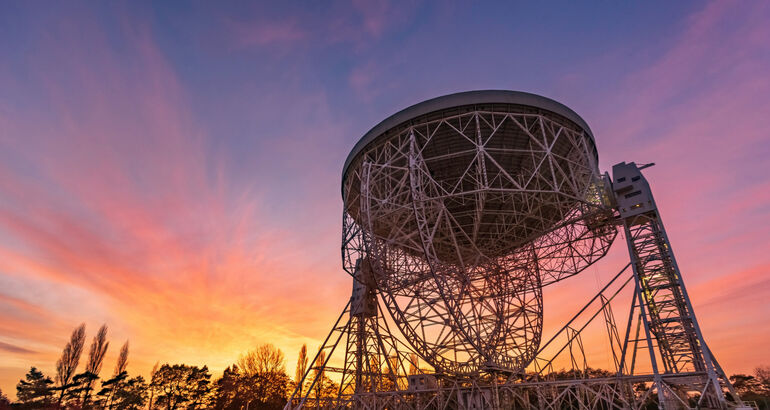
[341,107,617,376]
[290,297,422,410]
[624,213,704,374]
[285,100,745,409]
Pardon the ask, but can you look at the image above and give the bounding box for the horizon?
[1,1,769,403]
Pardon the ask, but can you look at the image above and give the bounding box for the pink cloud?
[0,0,767,400]
[0,11,347,398]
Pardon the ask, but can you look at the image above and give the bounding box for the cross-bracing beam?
[286,162,746,410]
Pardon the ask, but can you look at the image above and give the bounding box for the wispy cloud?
[0,342,36,355]
[0,0,768,398]
[227,18,306,49]
[0,7,346,392]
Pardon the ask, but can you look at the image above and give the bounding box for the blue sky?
[0,0,768,397]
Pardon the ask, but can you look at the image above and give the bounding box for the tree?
[72,324,109,406]
[249,371,290,409]
[211,366,242,410]
[115,340,129,375]
[111,376,148,409]
[70,371,99,405]
[730,374,763,396]
[186,366,212,409]
[304,350,338,403]
[151,364,211,410]
[237,343,286,376]
[0,387,10,410]
[295,344,308,398]
[55,323,86,406]
[313,350,326,400]
[408,353,419,376]
[211,364,289,410]
[213,345,291,410]
[16,367,54,407]
[99,340,129,409]
[381,354,401,391]
[97,371,128,409]
[147,361,159,410]
[728,367,770,408]
[96,372,148,410]
[757,366,770,395]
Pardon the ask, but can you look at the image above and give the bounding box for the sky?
[1,0,769,398]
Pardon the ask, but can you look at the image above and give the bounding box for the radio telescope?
[341,91,615,375]
[288,91,745,410]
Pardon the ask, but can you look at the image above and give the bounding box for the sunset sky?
[1,1,769,398]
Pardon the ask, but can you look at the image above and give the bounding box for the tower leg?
[611,162,739,409]
[286,260,420,410]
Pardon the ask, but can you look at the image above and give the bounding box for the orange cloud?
[0,8,347,398]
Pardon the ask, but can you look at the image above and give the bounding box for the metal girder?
[288,98,744,409]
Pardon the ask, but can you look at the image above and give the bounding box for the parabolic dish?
[341,90,616,374]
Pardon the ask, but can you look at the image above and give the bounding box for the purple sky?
[0,1,768,397]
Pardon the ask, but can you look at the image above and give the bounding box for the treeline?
[730,367,770,409]
[3,324,770,409]
[0,324,335,410]
[537,367,770,409]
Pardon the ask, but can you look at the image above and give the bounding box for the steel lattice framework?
[286,91,747,410]
[342,97,616,375]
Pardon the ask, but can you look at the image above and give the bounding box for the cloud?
[227,18,306,49]
[538,1,770,375]
[0,6,349,396]
[0,0,768,399]
[0,342,36,355]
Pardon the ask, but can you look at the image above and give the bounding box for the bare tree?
[295,344,308,397]
[103,340,129,409]
[314,350,325,401]
[55,323,86,405]
[114,341,129,375]
[388,354,401,390]
[408,353,419,376]
[237,343,286,376]
[147,361,159,410]
[756,366,770,394]
[81,324,109,405]
[86,325,109,375]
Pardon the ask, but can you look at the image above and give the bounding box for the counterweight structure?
[286,91,746,410]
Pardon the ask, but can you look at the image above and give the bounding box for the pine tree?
[16,367,54,406]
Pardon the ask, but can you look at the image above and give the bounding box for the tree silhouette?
[212,345,291,410]
[115,341,129,375]
[408,353,419,376]
[730,374,762,398]
[147,361,159,409]
[295,344,308,398]
[97,370,128,409]
[187,366,212,409]
[110,375,147,409]
[151,364,211,410]
[75,324,109,406]
[314,350,326,401]
[16,367,54,408]
[757,366,770,395]
[211,364,289,410]
[237,343,286,376]
[6,320,769,410]
[0,387,10,410]
[55,323,86,406]
[303,350,339,405]
[211,366,242,410]
[99,340,129,409]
